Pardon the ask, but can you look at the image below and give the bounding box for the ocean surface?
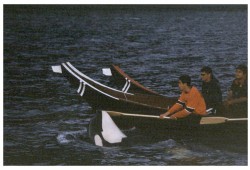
[4,5,248,165]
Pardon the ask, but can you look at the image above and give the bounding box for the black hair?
[236,64,247,75]
[179,75,191,86]
[201,66,212,74]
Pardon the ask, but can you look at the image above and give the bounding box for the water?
[4,5,247,165]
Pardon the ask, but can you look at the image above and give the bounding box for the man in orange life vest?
[160,75,207,119]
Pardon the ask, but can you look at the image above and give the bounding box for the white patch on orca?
[101,111,127,144]
[94,135,103,146]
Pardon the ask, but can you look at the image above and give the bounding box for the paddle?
[107,111,171,119]
[106,111,247,125]
[199,117,247,125]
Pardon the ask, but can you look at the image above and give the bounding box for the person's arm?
[227,80,236,101]
[170,100,196,119]
[224,82,234,106]
[227,90,233,100]
[226,97,247,105]
[160,92,187,119]
[159,102,183,119]
[169,109,191,119]
[169,87,206,119]
[224,80,247,106]
[159,96,186,119]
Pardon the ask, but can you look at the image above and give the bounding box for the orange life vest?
[168,86,207,118]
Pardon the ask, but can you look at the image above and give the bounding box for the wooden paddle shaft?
[227,118,248,121]
[107,111,247,125]
[107,111,171,119]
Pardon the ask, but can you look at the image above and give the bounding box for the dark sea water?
[4,5,248,165]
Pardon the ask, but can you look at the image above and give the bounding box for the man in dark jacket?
[200,66,223,114]
[224,64,247,117]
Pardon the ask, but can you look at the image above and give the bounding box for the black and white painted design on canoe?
[77,81,86,96]
[52,63,122,100]
[122,78,131,93]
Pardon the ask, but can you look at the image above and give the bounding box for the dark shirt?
[229,79,247,117]
[201,77,222,110]
[230,79,247,98]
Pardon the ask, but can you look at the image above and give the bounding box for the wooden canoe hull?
[89,110,247,146]
[108,111,247,144]
[56,62,176,114]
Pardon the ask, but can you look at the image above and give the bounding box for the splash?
[57,130,86,144]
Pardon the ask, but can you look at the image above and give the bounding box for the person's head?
[235,64,247,79]
[178,75,191,92]
[200,66,212,82]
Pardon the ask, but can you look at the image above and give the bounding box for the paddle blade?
[200,117,227,125]
[102,68,112,76]
[106,111,122,117]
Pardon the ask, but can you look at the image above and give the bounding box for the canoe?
[106,110,247,129]
[52,62,247,118]
[106,65,248,118]
[52,62,177,114]
[51,63,247,147]
[107,64,160,95]
[89,110,247,146]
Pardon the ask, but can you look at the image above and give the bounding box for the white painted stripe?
[62,63,119,100]
[124,80,131,93]
[185,108,192,113]
[186,106,195,110]
[66,62,134,95]
[80,83,86,96]
[206,108,213,112]
[176,103,183,106]
[177,100,185,104]
[122,78,128,92]
[77,81,83,93]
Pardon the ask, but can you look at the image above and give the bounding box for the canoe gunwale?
[111,64,160,95]
[60,62,174,113]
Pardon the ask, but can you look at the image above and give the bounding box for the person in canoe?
[160,75,207,119]
[224,64,247,117]
[200,66,223,115]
